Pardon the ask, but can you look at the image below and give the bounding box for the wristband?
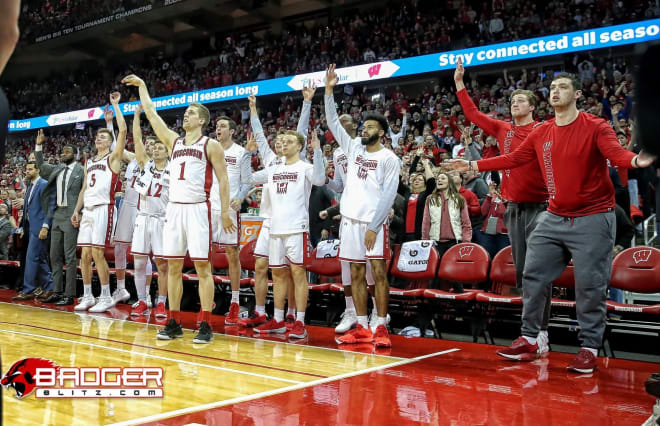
[468,161,473,171]
[633,156,639,168]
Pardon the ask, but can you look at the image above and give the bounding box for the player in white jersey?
[130,104,170,319]
[249,125,325,339]
[103,111,152,306]
[72,92,127,313]
[325,64,401,348]
[210,116,252,325]
[239,91,314,329]
[324,112,381,334]
[123,74,234,345]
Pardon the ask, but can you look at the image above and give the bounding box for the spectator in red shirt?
[449,72,656,374]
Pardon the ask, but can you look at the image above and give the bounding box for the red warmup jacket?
[477,112,636,217]
[457,89,548,203]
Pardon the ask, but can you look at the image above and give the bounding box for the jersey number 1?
[178,162,186,180]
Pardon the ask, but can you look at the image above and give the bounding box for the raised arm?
[108,92,127,174]
[249,95,278,167]
[122,74,179,153]
[34,130,57,179]
[207,139,236,233]
[446,132,537,173]
[324,64,358,154]
[297,84,316,146]
[454,57,505,137]
[309,130,326,186]
[132,105,149,169]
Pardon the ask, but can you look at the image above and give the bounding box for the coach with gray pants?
[35,132,84,305]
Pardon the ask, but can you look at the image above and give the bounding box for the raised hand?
[36,129,45,146]
[134,104,143,115]
[302,83,317,101]
[104,105,113,124]
[325,64,338,93]
[248,94,257,112]
[635,151,657,168]
[310,128,321,150]
[454,56,465,83]
[109,92,121,104]
[121,74,145,87]
[444,159,471,173]
[245,133,258,153]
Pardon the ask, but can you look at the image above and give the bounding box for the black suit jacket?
[35,150,84,219]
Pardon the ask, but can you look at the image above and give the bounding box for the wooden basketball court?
[0,290,657,425]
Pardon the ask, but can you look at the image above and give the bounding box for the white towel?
[316,239,340,258]
[397,240,434,272]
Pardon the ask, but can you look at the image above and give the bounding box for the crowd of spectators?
[5,0,660,119]
[2,51,658,268]
[18,0,152,43]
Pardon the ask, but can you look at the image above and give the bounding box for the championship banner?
[9,19,660,132]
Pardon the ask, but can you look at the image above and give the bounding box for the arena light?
[8,18,660,133]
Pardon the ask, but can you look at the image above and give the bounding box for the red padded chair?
[390,243,439,299]
[551,261,576,309]
[476,246,523,305]
[306,248,342,292]
[607,247,660,315]
[429,243,489,302]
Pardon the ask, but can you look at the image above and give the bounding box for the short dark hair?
[216,116,237,130]
[363,113,389,134]
[26,161,39,170]
[63,144,78,154]
[552,72,582,91]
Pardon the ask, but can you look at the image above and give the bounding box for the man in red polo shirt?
[447,73,656,373]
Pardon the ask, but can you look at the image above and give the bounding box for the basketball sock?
[296,311,305,323]
[117,279,125,290]
[256,305,265,315]
[287,307,296,317]
[231,291,239,304]
[274,308,284,322]
[357,315,368,328]
[157,295,167,305]
[345,296,355,312]
[101,286,110,298]
[523,335,537,345]
[83,284,92,297]
[377,316,387,326]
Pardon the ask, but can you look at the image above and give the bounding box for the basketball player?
[210,116,252,325]
[454,57,551,354]
[129,104,169,318]
[325,64,401,348]
[73,92,127,313]
[239,90,313,329]
[325,112,383,334]
[104,110,154,306]
[122,74,234,344]
[250,126,325,339]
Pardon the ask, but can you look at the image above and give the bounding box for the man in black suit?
[36,130,85,305]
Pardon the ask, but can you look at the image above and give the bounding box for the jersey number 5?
[89,174,96,187]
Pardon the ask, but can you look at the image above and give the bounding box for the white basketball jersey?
[138,160,170,216]
[84,154,118,207]
[210,142,248,211]
[340,146,401,223]
[123,159,141,206]
[266,159,314,235]
[168,136,212,203]
[258,156,281,219]
[333,147,348,187]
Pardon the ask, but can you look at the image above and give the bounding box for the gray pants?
[50,216,79,297]
[503,202,551,329]
[521,211,615,349]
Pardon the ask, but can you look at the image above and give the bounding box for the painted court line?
[108,348,461,426]
[0,320,328,379]
[0,301,405,360]
[0,329,303,385]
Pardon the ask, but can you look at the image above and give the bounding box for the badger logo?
[632,249,652,264]
[1,358,60,398]
[458,245,474,259]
